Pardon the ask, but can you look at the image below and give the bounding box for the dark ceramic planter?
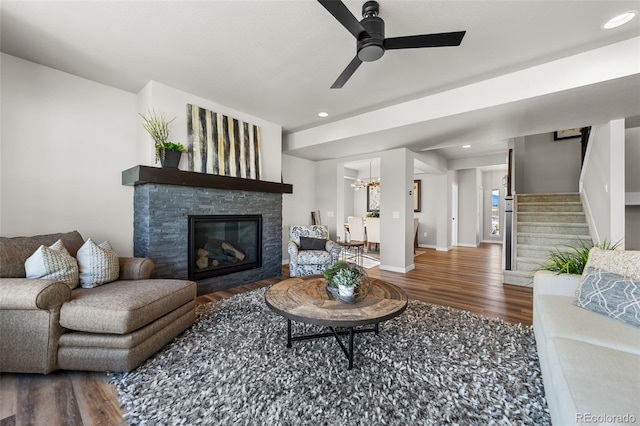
[161,150,182,168]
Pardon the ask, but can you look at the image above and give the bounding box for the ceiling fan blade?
[331,56,363,89]
[318,0,369,39]
[384,31,466,50]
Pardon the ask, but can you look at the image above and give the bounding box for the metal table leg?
[286,321,378,369]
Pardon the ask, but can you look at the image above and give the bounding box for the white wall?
[379,148,414,272]
[515,131,582,194]
[413,173,439,248]
[580,120,626,246]
[281,154,316,262]
[0,54,137,255]
[625,126,640,249]
[0,55,285,258]
[139,81,283,183]
[457,169,480,247]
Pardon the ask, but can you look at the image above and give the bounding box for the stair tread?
[518,232,591,238]
[518,201,582,205]
[518,211,585,215]
[517,192,580,196]
[517,221,588,227]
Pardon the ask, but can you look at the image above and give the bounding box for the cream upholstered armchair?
[287,225,341,277]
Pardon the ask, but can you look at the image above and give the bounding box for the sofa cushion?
[24,240,80,289]
[574,266,640,328]
[0,231,85,278]
[552,337,640,421]
[535,293,640,355]
[296,250,332,265]
[60,279,196,334]
[77,239,119,288]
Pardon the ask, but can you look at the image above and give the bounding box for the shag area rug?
[109,288,550,425]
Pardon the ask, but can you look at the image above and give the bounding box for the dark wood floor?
[0,243,532,425]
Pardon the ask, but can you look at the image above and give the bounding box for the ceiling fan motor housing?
[357,1,385,62]
[357,16,384,61]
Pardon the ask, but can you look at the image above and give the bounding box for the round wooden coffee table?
[265,275,408,369]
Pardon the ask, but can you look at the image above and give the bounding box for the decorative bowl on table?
[324,261,370,304]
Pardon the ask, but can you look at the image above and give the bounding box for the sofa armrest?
[118,257,155,280]
[0,278,71,310]
[325,240,341,260]
[533,270,582,298]
[287,241,299,257]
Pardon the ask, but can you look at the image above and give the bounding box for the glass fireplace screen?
[188,214,262,281]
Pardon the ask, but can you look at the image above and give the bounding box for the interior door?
[451,183,458,246]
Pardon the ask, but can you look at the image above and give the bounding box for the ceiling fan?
[318,0,466,88]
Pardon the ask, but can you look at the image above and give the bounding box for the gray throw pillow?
[574,266,640,328]
[299,237,327,250]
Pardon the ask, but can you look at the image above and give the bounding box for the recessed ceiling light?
[602,10,637,29]
[318,112,329,118]
[462,144,471,149]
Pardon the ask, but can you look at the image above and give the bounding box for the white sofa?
[533,269,640,425]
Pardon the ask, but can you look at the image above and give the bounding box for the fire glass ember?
[188,215,262,281]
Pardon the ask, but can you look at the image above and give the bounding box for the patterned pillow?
[584,247,640,280]
[25,239,80,289]
[574,266,640,328]
[77,239,120,288]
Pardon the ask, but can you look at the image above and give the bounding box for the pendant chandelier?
[351,162,380,191]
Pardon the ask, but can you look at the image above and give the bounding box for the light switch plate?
[392,211,400,219]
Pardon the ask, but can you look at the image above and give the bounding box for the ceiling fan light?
[358,45,384,62]
[602,11,637,29]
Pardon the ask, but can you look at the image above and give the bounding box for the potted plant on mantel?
[139,110,187,168]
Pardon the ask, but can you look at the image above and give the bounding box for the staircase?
[503,193,592,287]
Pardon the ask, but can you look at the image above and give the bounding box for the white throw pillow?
[25,239,80,289]
[77,239,120,288]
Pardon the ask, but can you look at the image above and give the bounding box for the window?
[491,189,500,236]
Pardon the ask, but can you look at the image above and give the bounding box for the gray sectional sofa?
[0,231,197,373]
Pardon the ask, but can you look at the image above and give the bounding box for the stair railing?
[504,149,514,270]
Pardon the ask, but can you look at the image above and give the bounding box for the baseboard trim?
[379,263,416,273]
[436,246,451,252]
[456,243,479,248]
[480,240,503,244]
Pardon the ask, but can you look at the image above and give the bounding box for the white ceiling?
[2,1,639,164]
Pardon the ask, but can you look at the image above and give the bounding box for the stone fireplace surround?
[122,166,292,295]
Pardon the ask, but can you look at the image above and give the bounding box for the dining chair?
[365,217,380,251]
[347,216,366,242]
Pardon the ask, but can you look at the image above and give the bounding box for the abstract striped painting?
[186,104,262,179]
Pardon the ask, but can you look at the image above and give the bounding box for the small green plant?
[332,267,361,288]
[162,142,187,153]
[535,240,620,275]
[139,111,186,162]
[366,211,380,218]
[324,261,350,287]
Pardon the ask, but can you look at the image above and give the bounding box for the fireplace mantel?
[122,165,293,194]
